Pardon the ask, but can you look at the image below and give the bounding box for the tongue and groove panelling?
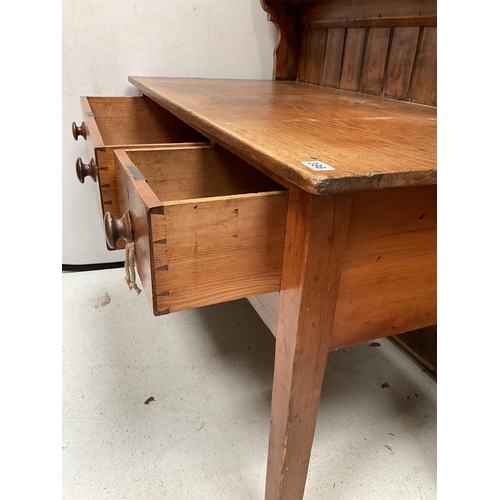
[297,25,436,106]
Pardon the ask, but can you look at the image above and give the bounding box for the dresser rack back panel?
[262,0,436,106]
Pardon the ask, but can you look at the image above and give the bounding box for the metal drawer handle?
[104,211,133,250]
[71,121,87,140]
[75,157,97,183]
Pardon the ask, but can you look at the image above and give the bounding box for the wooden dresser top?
[129,76,436,195]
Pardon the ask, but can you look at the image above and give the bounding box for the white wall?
[62,0,276,265]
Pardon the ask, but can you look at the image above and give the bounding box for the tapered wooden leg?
[265,187,353,500]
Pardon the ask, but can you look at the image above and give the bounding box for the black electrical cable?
[62,262,124,272]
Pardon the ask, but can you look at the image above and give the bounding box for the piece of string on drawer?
[124,242,142,294]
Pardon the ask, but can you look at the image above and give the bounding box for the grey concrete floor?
[62,268,437,500]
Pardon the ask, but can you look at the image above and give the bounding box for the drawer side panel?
[87,96,208,145]
[150,192,288,314]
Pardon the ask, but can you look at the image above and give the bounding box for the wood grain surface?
[266,186,353,500]
[331,184,437,349]
[126,147,283,202]
[115,150,162,307]
[75,4,438,500]
[86,96,207,146]
[261,0,303,80]
[150,191,287,314]
[301,0,436,28]
[297,24,436,105]
[262,0,436,106]
[409,27,437,106]
[78,96,208,247]
[128,78,436,195]
[114,147,288,315]
[247,292,279,335]
[384,27,420,100]
[247,186,437,351]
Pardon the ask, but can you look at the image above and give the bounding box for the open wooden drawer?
[71,95,209,247]
[105,146,288,315]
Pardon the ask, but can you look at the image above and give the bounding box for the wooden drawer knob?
[71,121,87,140]
[104,211,133,250]
[75,157,97,183]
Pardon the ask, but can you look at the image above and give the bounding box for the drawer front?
[73,96,209,249]
[112,148,288,315]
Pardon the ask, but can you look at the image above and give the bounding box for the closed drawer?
[72,95,209,248]
[106,146,288,315]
